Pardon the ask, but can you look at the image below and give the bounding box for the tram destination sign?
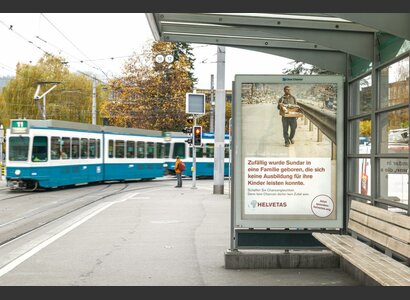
[11,120,29,134]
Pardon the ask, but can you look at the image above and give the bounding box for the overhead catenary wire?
[40,13,110,80]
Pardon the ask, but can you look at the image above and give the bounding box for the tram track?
[0,180,175,247]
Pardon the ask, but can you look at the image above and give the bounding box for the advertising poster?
[234,75,344,228]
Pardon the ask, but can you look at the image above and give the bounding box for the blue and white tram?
[164,131,230,177]
[6,119,165,190]
[102,126,165,181]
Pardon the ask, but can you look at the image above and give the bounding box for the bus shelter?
[147,13,410,250]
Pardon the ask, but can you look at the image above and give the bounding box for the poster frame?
[233,74,345,229]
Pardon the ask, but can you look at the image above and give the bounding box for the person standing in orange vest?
[174,156,183,188]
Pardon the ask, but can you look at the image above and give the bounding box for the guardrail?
[298,102,336,144]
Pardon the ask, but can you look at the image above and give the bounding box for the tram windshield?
[9,136,29,161]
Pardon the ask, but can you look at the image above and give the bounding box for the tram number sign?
[11,120,29,134]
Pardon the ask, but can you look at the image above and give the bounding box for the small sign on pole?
[186,93,205,115]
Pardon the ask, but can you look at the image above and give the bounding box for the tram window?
[32,136,48,162]
[115,140,125,158]
[72,138,80,159]
[137,141,145,158]
[108,140,114,158]
[172,142,185,159]
[89,139,96,159]
[156,142,164,158]
[81,138,88,159]
[62,137,70,159]
[164,143,171,158]
[9,136,29,161]
[224,144,230,158]
[96,139,101,158]
[205,143,214,158]
[51,137,61,160]
[126,141,135,158]
[147,142,155,158]
[189,146,203,158]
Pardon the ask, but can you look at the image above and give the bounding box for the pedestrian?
[174,155,183,188]
[277,86,298,147]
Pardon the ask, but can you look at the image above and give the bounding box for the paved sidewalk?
[0,179,358,286]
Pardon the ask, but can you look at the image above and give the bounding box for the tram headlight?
[15,169,21,176]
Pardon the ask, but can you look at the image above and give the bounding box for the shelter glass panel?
[349,75,372,116]
[349,158,371,197]
[378,108,409,154]
[379,158,408,205]
[379,57,409,109]
[349,117,372,154]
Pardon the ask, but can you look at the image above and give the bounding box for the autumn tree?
[0,53,106,127]
[100,41,196,131]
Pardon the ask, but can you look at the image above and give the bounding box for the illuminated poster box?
[233,75,344,229]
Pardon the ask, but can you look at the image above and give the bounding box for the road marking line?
[0,191,138,278]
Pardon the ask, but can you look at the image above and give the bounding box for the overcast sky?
[0,13,293,89]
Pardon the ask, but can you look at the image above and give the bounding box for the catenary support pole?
[92,78,97,125]
[210,74,215,133]
[213,46,226,194]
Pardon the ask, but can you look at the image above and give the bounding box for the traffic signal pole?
[191,115,197,189]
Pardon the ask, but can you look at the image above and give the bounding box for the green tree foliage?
[0,53,106,127]
[100,41,197,131]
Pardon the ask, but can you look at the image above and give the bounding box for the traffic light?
[182,127,192,135]
[186,116,194,125]
[193,126,202,146]
[182,126,193,145]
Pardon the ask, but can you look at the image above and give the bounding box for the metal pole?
[210,74,214,132]
[213,46,226,194]
[43,94,46,120]
[228,118,232,197]
[0,124,3,181]
[92,78,97,125]
[191,115,197,189]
